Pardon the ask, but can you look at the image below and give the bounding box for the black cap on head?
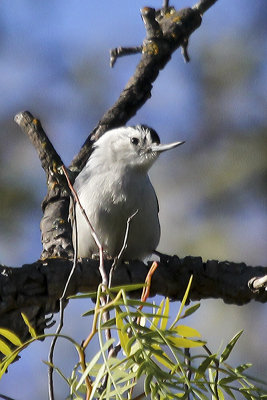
[137,124,160,145]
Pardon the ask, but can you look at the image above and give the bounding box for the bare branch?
[193,0,218,15]
[70,5,204,172]
[14,0,218,259]
[163,0,170,13]
[70,0,218,173]
[0,255,266,352]
[110,46,142,68]
[14,111,74,259]
[14,111,68,186]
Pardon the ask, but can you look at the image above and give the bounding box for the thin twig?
[48,166,95,399]
[63,166,112,397]
[62,166,108,288]
[47,193,78,400]
[110,46,142,68]
[140,261,159,304]
[141,7,162,40]
[184,348,192,399]
[131,261,159,329]
[0,394,17,400]
[100,210,139,392]
[193,0,218,15]
[108,210,139,289]
[62,166,102,256]
[163,0,170,12]
[64,164,109,396]
[181,38,190,63]
[128,262,159,398]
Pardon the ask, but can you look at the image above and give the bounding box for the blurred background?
[0,0,266,398]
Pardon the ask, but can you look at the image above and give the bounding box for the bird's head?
[92,125,184,172]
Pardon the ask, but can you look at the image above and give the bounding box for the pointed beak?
[151,140,185,153]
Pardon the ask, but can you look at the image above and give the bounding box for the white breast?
[73,166,160,260]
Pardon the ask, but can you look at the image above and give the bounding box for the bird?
[71,125,184,260]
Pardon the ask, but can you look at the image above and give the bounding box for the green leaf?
[151,382,160,399]
[220,330,243,362]
[115,299,159,308]
[76,354,101,389]
[21,313,37,339]
[173,325,201,338]
[221,385,236,400]
[104,374,111,400]
[107,380,137,398]
[116,309,130,356]
[85,362,102,378]
[69,292,97,299]
[170,275,193,329]
[219,375,240,385]
[136,361,149,380]
[0,328,22,346]
[119,310,166,320]
[196,354,217,377]
[191,387,210,400]
[144,373,153,396]
[0,339,12,356]
[152,346,175,370]
[150,298,164,331]
[76,338,115,390]
[160,297,170,330]
[168,336,205,348]
[235,363,252,374]
[181,303,201,319]
[89,363,106,400]
[109,283,145,292]
[116,371,137,385]
[101,318,116,329]
[0,352,18,378]
[217,387,225,400]
[125,335,137,355]
[238,388,251,400]
[82,309,96,317]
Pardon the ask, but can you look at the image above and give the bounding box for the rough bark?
[0,256,266,342]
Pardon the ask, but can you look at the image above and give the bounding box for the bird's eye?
[131,137,139,145]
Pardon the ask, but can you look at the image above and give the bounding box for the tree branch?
[14,111,66,185]
[0,255,266,350]
[14,111,74,259]
[193,0,218,15]
[70,4,206,172]
[13,0,215,260]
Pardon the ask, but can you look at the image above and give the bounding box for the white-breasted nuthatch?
[72,125,184,260]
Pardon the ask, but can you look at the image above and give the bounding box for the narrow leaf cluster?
[0,286,266,399]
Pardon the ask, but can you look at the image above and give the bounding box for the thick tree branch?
[14,0,215,260]
[0,255,266,349]
[70,0,217,172]
[14,111,66,185]
[14,111,74,259]
[70,4,206,172]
